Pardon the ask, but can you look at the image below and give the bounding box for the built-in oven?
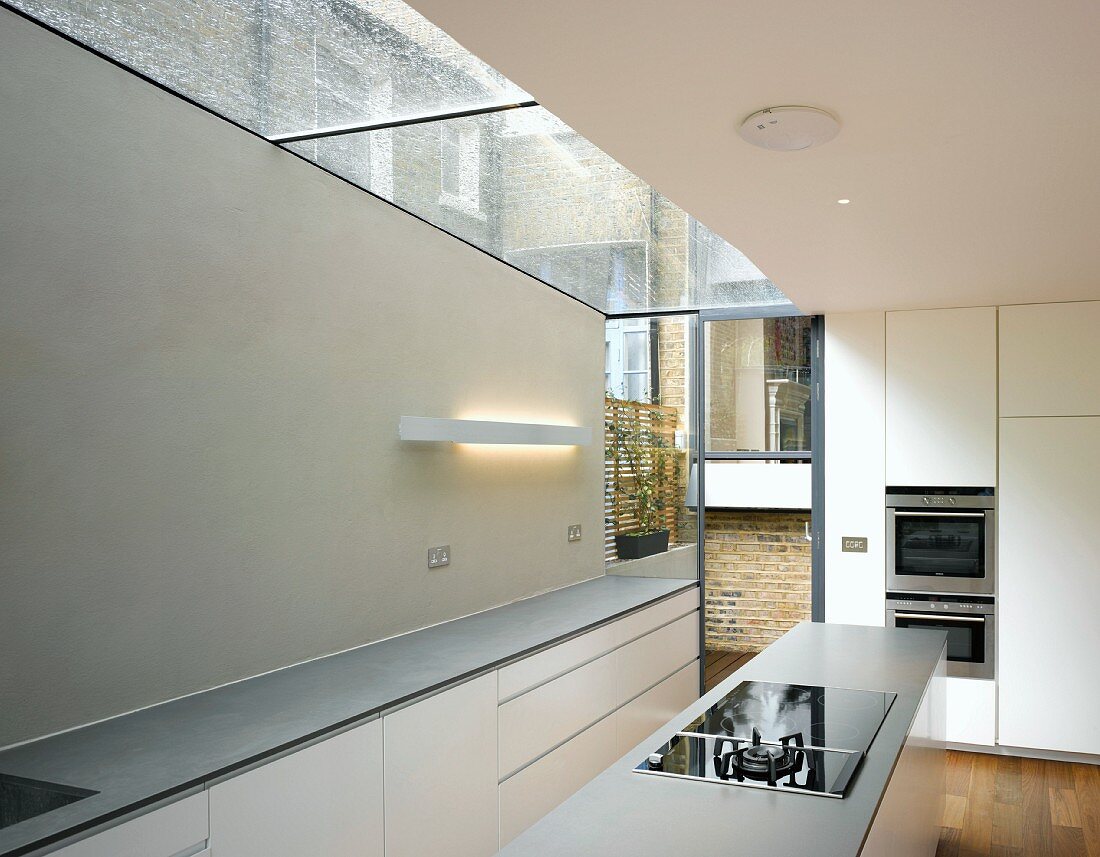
[886,487,995,595]
[886,594,995,679]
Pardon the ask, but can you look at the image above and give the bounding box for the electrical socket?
[428,545,450,568]
[567,524,582,542]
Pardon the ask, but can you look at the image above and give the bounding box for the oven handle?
[892,511,986,518]
[894,612,985,623]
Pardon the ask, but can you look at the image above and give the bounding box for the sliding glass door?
[696,312,822,691]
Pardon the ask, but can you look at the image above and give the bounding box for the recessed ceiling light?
[837,199,851,205]
[738,106,840,151]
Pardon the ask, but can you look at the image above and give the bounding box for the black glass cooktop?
[635,681,897,798]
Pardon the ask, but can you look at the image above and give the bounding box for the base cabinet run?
[43,591,699,857]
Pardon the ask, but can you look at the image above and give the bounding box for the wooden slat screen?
[604,397,684,562]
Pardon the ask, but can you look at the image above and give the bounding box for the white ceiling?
[406,0,1100,313]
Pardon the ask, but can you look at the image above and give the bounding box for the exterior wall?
[0,9,605,748]
[500,131,648,250]
[703,511,813,652]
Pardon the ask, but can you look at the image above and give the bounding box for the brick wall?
[704,510,812,652]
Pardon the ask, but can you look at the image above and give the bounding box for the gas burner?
[713,727,814,788]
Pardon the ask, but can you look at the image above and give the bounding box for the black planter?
[615,529,670,560]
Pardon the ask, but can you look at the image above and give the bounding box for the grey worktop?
[0,575,695,857]
[499,621,947,857]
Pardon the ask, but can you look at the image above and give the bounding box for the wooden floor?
[938,750,1100,856]
[704,649,757,691]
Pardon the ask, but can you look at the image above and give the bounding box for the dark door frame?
[692,310,825,693]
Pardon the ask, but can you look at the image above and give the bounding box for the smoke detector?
[738,106,840,151]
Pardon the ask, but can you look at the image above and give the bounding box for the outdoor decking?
[704,649,757,691]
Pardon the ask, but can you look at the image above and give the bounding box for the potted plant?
[606,395,674,560]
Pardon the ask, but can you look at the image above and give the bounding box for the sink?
[0,774,97,829]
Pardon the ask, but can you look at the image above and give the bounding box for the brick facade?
[703,510,812,652]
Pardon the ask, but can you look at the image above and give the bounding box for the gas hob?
[634,680,896,798]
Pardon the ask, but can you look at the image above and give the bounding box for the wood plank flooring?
[937,750,1100,856]
[704,649,756,691]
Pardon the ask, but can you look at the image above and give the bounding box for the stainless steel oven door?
[886,599,995,679]
[886,508,995,595]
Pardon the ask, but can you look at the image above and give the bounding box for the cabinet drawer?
[616,660,699,756]
[498,714,617,847]
[615,612,698,707]
[209,719,383,857]
[498,623,615,701]
[611,589,698,646]
[496,588,698,703]
[52,792,207,857]
[499,649,618,778]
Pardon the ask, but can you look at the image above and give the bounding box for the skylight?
[10,0,795,315]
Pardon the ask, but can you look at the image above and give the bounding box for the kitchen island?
[498,622,947,857]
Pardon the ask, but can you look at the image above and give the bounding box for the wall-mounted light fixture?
[398,416,591,446]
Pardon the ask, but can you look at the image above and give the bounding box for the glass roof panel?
[286,106,790,313]
[11,0,793,314]
[9,0,531,136]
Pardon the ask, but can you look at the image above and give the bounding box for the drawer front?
[615,612,699,707]
[498,623,615,702]
[615,660,699,756]
[384,675,498,857]
[498,715,617,847]
[610,589,698,646]
[52,792,208,857]
[498,649,618,778]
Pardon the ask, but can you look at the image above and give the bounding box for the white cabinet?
[498,649,618,778]
[208,719,383,857]
[614,612,698,704]
[498,714,617,847]
[885,307,997,487]
[944,677,995,746]
[999,301,1100,417]
[998,417,1100,755]
[52,792,207,857]
[384,674,498,857]
[615,660,699,755]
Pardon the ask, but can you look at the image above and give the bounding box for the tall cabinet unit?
[998,302,1100,755]
[884,307,998,748]
[885,307,998,488]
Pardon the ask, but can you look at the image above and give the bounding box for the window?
[605,318,652,402]
[439,122,481,214]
